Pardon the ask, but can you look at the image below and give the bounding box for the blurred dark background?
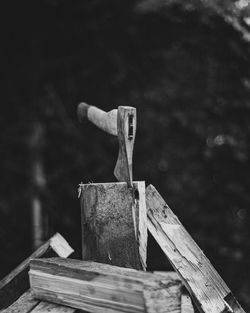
[0,0,250,310]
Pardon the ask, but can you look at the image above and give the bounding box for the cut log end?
[80,181,147,270]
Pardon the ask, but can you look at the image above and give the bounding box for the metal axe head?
[114,106,136,187]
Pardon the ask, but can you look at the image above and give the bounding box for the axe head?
[114,106,136,187]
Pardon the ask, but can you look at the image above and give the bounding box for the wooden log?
[29,258,182,313]
[79,181,147,270]
[0,233,74,310]
[146,184,246,313]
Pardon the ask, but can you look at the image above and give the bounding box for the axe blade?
[114,106,136,187]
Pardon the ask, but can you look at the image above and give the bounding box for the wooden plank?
[0,233,74,310]
[146,184,246,313]
[29,257,182,313]
[80,181,147,270]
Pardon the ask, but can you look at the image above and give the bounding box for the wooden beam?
[29,257,182,313]
[146,185,246,313]
[0,233,74,310]
[80,182,147,270]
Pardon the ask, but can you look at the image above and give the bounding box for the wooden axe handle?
[77,102,117,136]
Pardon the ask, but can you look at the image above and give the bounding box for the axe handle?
[77,102,117,136]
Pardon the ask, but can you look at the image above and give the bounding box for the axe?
[77,102,136,187]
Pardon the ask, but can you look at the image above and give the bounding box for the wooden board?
[146,184,246,313]
[29,257,182,313]
[0,233,74,310]
[80,181,147,270]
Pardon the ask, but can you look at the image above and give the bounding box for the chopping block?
[79,181,147,270]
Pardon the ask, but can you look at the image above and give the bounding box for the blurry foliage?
[0,0,250,310]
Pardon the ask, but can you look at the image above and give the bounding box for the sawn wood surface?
[80,181,147,270]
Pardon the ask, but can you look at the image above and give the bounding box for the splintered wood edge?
[137,181,148,271]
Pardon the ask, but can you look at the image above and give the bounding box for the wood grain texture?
[0,233,74,310]
[146,185,246,313]
[29,258,182,313]
[80,182,147,270]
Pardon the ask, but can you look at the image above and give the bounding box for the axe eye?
[128,114,134,140]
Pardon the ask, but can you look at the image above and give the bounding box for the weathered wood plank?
[146,184,246,313]
[80,182,147,270]
[0,233,74,310]
[29,258,182,313]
